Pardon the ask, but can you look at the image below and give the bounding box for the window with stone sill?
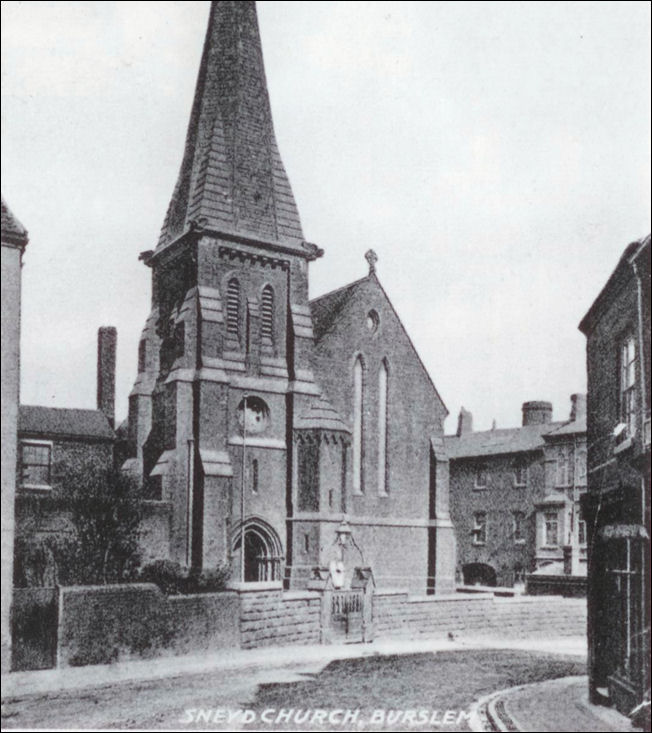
[544,511,559,547]
[620,334,637,437]
[513,462,528,487]
[556,445,573,487]
[512,511,525,543]
[575,448,587,485]
[474,467,488,490]
[20,442,52,488]
[578,519,587,546]
[472,512,487,545]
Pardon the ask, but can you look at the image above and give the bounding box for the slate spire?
[158,1,304,251]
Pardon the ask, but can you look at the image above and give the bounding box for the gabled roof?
[309,276,367,341]
[1,197,28,246]
[19,405,114,441]
[157,1,305,253]
[579,234,650,334]
[310,272,448,415]
[445,422,562,459]
[544,416,586,438]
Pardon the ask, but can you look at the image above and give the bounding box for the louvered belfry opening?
[226,278,241,341]
[261,285,274,341]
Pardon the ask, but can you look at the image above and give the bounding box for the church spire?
[158,1,305,251]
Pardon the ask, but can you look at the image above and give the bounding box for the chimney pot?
[457,407,473,436]
[570,393,586,422]
[97,326,117,428]
[522,400,553,426]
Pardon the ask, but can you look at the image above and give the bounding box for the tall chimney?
[522,400,552,426]
[570,393,586,422]
[457,407,473,436]
[97,326,116,428]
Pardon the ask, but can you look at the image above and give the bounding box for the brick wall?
[373,590,586,639]
[448,452,545,586]
[237,582,322,649]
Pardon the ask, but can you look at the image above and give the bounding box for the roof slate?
[1,197,28,243]
[19,405,114,440]
[295,394,350,433]
[544,416,586,438]
[444,422,563,459]
[158,1,305,252]
[309,277,367,340]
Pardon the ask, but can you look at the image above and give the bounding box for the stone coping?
[227,581,284,593]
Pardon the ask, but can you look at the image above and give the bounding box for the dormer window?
[620,334,637,436]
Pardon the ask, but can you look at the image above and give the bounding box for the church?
[125,1,455,594]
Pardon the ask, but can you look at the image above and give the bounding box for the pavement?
[1,635,640,732]
[475,675,643,733]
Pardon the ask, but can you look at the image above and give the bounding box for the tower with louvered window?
[126,1,455,594]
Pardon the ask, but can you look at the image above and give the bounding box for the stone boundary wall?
[22,583,586,670]
[234,582,322,649]
[373,590,586,639]
[57,584,239,667]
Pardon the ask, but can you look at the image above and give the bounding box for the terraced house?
[446,397,587,588]
[580,233,650,717]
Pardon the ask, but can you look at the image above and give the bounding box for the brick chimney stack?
[456,407,473,436]
[97,326,116,428]
[522,400,553,426]
[570,393,586,422]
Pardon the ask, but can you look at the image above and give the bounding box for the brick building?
[1,198,29,672]
[579,234,650,716]
[446,398,587,588]
[538,394,587,577]
[124,1,456,593]
[13,328,117,585]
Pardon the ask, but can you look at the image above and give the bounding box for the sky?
[2,1,650,433]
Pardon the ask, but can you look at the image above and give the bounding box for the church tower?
[128,1,348,581]
[129,1,456,594]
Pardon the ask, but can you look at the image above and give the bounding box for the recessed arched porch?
[231,518,284,583]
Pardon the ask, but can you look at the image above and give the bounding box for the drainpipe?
[186,438,194,568]
[240,394,248,582]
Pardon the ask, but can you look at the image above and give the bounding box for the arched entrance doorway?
[232,519,283,582]
[462,562,497,587]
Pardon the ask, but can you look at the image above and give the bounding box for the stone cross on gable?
[365,249,378,274]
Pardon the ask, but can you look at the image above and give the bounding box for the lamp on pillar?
[335,519,352,561]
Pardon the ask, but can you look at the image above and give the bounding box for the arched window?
[353,356,365,494]
[261,285,274,341]
[378,360,388,495]
[226,278,241,340]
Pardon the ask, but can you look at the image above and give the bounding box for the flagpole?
[240,393,248,582]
